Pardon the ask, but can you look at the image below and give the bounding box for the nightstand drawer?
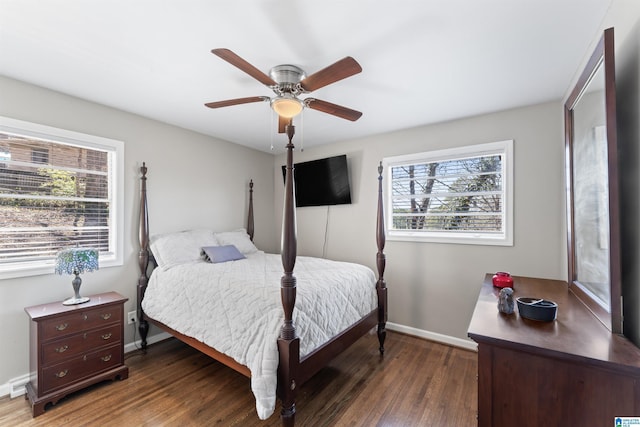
[41,343,123,394]
[40,305,123,341]
[42,324,122,365]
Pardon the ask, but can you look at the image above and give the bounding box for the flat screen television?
[281,154,352,207]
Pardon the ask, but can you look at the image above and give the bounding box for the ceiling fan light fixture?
[271,94,304,118]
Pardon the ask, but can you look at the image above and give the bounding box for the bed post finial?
[376,161,387,355]
[248,180,255,242]
[138,162,150,350]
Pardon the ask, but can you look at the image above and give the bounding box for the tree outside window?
[383,140,513,246]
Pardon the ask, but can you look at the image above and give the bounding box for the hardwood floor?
[0,332,477,426]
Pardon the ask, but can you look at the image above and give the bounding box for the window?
[383,140,513,245]
[0,116,124,279]
[31,147,49,164]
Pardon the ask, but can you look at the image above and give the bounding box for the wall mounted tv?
[281,154,352,207]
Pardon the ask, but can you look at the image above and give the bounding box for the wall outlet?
[127,311,137,325]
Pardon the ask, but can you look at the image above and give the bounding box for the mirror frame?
[564,27,622,334]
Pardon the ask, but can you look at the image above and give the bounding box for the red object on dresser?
[492,271,514,288]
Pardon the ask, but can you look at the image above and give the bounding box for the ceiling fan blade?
[305,98,363,121]
[299,57,362,92]
[211,48,277,87]
[205,96,268,109]
[278,116,292,133]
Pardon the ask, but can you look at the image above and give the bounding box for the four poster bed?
[135,125,387,426]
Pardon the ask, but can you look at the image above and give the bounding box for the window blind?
[389,154,503,233]
[383,140,513,245]
[0,134,112,264]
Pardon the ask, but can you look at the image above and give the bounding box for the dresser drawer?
[42,324,122,366]
[41,343,123,394]
[40,305,123,341]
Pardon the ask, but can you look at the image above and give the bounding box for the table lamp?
[54,247,99,305]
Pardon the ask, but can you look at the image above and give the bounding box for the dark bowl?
[516,297,558,322]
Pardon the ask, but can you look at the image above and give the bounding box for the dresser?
[468,274,640,426]
[24,292,129,417]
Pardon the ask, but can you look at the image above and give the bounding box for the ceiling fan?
[205,48,363,133]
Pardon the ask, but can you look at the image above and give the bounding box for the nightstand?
[24,291,129,417]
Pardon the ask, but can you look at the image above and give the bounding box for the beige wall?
[0,75,277,389]
[274,101,566,344]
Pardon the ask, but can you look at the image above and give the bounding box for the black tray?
[516,297,558,322]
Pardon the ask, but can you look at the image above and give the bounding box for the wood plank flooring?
[0,332,477,426]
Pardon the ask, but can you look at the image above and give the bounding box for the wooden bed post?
[376,162,387,354]
[247,179,254,241]
[138,163,150,350]
[278,124,300,427]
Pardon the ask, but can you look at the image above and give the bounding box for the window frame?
[0,116,124,279]
[382,140,514,246]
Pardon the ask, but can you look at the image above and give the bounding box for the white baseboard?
[1,331,173,399]
[124,330,172,354]
[0,373,30,399]
[386,322,478,352]
[122,325,476,354]
[2,325,473,399]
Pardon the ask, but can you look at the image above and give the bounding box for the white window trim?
[0,116,124,279]
[382,140,514,246]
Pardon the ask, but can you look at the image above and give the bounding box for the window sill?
[0,254,122,280]
[387,230,513,246]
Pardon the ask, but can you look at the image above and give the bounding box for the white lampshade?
[271,95,304,118]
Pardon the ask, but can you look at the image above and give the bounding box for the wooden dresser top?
[24,291,128,321]
[468,274,640,372]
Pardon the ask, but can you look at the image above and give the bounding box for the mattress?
[141,251,377,419]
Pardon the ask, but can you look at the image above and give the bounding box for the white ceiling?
[0,1,611,154]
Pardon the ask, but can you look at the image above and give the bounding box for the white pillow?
[150,229,219,267]
[214,228,258,254]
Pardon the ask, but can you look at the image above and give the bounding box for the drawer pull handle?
[55,345,69,353]
[101,354,112,362]
[83,314,88,321]
[101,313,112,320]
[55,323,68,331]
[101,333,112,340]
[55,370,68,378]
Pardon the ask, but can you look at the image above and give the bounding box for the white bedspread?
[141,251,377,419]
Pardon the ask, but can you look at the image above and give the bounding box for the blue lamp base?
[63,296,91,306]
[63,273,91,305]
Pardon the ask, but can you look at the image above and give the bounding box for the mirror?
[565,27,622,333]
